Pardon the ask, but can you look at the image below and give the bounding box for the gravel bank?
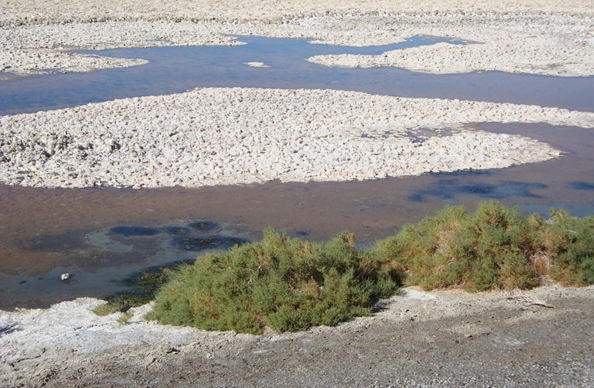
[4,87,594,189]
[1,285,592,386]
[1,1,593,76]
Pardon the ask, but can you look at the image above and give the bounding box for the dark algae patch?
[94,260,192,316]
[133,201,593,333]
[188,221,219,232]
[109,226,161,237]
[0,213,256,309]
[165,226,190,235]
[409,179,547,202]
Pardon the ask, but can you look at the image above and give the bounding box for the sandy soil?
[4,87,594,189]
[1,285,592,387]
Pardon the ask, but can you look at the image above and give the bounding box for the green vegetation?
[375,202,593,291]
[93,302,120,316]
[96,201,593,334]
[93,260,190,316]
[117,312,134,324]
[145,230,400,334]
[92,293,149,316]
[539,209,594,285]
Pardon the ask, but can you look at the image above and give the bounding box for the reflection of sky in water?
[1,35,594,115]
[568,181,594,191]
[0,220,250,309]
[1,36,593,308]
[519,203,594,219]
[408,180,547,203]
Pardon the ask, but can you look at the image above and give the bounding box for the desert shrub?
[539,209,594,285]
[93,302,121,316]
[117,312,133,324]
[146,229,401,334]
[375,201,594,291]
[375,201,543,291]
[98,201,591,332]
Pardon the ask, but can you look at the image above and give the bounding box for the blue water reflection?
[1,35,593,114]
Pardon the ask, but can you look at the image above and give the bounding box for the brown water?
[1,122,592,308]
[0,36,593,308]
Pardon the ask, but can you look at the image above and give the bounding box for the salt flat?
[1,2,593,386]
[3,87,593,189]
[1,1,593,76]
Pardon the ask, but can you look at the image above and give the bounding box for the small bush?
[146,229,401,334]
[117,312,133,324]
[374,201,593,291]
[540,209,594,285]
[93,302,120,316]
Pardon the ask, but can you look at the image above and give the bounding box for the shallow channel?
[1,35,594,114]
[0,36,593,309]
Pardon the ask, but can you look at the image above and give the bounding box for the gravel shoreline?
[4,87,594,189]
[1,285,592,386]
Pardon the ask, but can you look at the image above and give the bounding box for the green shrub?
[101,201,591,333]
[540,209,594,285]
[93,302,121,316]
[117,312,133,324]
[374,201,593,291]
[146,229,401,334]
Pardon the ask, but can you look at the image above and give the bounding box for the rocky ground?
[1,286,592,387]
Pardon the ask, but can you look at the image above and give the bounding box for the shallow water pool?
[1,35,593,114]
[0,36,592,309]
